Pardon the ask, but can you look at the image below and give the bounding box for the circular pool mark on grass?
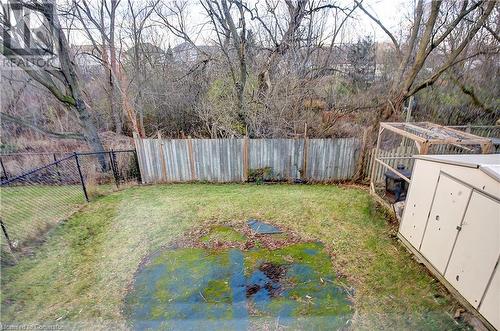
[124,228,353,330]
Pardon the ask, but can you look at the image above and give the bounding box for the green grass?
[201,225,247,243]
[0,184,115,261]
[0,186,85,246]
[1,184,465,329]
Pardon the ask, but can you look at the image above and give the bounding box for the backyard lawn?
[1,185,85,246]
[1,184,467,329]
[0,184,115,257]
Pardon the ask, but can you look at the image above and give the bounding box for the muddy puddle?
[124,225,353,330]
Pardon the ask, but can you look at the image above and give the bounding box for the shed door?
[399,160,441,249]
[420,174,472,274]
[444,192,500,308]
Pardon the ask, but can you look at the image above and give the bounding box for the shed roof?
[380,122,493,145]
[416,154,500,181]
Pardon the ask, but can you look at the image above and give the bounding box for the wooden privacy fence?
[133,137,361,183]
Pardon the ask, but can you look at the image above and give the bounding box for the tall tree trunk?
[109,70,122,134]
[108,0,122,134]
[133,42,146,135]
[221,0,248,131]
[380,0,494,122]
[257,0,309,95]
[75,99,107,157]
[118,69,143,137]
[236,44,247,126]
[1,0,108,168]
[102,43,122,134]
[47,0,107,168]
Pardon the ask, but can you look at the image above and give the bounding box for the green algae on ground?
[124,242,353,330]
[200,225,247,244]
[2,184,472,330]
[203,279,232,303]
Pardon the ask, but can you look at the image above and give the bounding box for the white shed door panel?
[400,160,441,248]
[444,192,500,308]
[420,175,472,273]
[479,266,500,330]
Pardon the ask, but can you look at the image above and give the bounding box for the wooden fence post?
[187,137,196,181]
[157,131,168,182]
[370,126,383,193]
[353,128,369,181]
[302,123,308,180]
[243,136,249,182]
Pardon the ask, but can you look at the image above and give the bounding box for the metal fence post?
[112,150,120,187]
[0,218,14,252]
[109,150,119,188]
[0,157,8,180]
[53,153,61,183]
[133,150,142,184]
[74,152,89,202]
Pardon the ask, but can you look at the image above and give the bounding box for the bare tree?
[124,0,158,134]
[356,0,497,119]
[199,0,249,132]
[248,0,310,95]
[0,0,107,164]
[70,0,145,136]
[69,0,123,133]
[3,0,496,147]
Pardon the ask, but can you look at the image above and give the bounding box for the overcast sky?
[351,0,410,41]
[59,0,411,47]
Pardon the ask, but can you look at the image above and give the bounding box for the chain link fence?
[0,150,140,265]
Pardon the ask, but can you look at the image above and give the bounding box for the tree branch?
[1,112,85,140]
[0,45,76,106]
[426,0,483,55]
[398,0,423,79]
[452,75,493,113]
[354,0,401,56]
[485,24,500,43]
[408,1,496,96]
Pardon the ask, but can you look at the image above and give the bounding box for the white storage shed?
[399,154,500,330]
